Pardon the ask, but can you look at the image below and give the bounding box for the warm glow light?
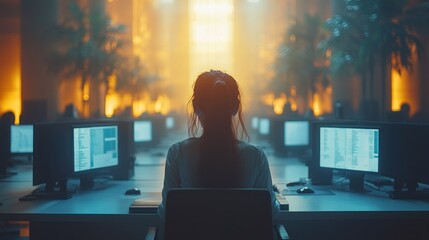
[391,70,402,111]
[325,49,331,58]
[312,93,321,116]
[1,76,21,124]
[290,86,296,97]
[390,53,419,114]
[154,94,171,115]
[132,0,150,59]
[130,94,171,117]
[189,0,233,85]
[1,71,22,124]
[105,91,119,118]
[391,67,418,113]
[190,1,233,14]
[133,36,142,45]
[0,35,21,124]
[133,98,147,117]
[273,94,287,115]
[12,69,21,124]
[290,99,297,112]
[261,93,288,115]
[262,93,275,106]
[83,81,90,101]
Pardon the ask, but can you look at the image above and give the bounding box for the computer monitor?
[33,121,122,198]
[284,120,310,147]
[166,116,175,129]
[251,117,259,130]
[32,121,73,198]
[73,124,119,189]
[110,120,135,180]
[10,124,33,155]
[379,122,429,195]
[258,118,270,135]
[134,120,152,143]
[315,123,380,191]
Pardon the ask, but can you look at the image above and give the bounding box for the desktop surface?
[2,129,429,240]
[2,167,429,215]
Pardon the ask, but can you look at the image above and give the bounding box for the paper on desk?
[129,194,161,213]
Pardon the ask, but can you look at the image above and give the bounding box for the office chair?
[145,188,289,240]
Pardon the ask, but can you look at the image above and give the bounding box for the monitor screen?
[10,124,33,153]
[259,118,270,135]
[166,116,175,129]
[73,125,119,173]
[319,126,379,173]
[134,120,152,142]
[284,121,310,146]
[251,117,259,130]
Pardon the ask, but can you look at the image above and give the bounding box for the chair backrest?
[164,188,273,240]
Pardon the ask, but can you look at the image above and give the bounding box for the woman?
[159,70,279,217]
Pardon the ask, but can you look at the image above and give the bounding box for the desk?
[2,167,429,240]
[279,185,429,240]
[1,178,162,239]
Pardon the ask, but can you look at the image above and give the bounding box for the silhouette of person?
[60,103,79,121]
[400,103,411,122]
[282,102,298,118]
[0,111,15,176]
[387,102,411,123]
[159,70,279,219]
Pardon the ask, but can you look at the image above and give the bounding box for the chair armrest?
[275,224,290,240]
[144,226,157,240]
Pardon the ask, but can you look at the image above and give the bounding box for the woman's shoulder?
[237,141,268,169]
[171,137,198,147]
[237,141,266,156]
[168,137,199,153]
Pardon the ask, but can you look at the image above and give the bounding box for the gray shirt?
[159,137,279,218]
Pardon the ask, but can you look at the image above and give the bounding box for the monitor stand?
[349,173,366,192]
[30,181,75,200]
[79,175,111,191]
[348,172,369,193]
[80,175,95,190]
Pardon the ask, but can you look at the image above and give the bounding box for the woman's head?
[188,70,247,140]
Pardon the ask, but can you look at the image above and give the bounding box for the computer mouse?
[125,188,141,195]
[296,186,314,194]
